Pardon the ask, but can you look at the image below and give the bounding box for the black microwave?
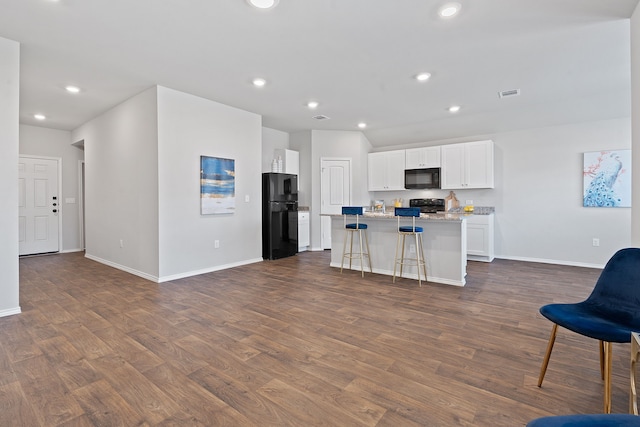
[405,168,440,189]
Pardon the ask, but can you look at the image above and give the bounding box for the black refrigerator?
[262,173,298,260]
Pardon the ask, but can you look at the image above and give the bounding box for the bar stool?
[340,206,372,277]
[393,207,427,286]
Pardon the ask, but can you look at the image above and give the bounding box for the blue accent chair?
[527,414,640,427]
[393,207,427,286]
[340,206,372,277]
[537,248,640,413]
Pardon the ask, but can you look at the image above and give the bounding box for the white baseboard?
[61,248,84,254]
[495,255,604,269]
[0,306,21,318]
[158,257,263,283]
[84,254,160,282]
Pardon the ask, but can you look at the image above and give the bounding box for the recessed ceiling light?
[252,78,267,87]
[34,114,46,120]
[65,85,80,93]
[247,0,279,9]
[448,105,461,113]
[415,72,431,82]
[439,2,461,18]
[307,101,319,109]
[358,122,367,129]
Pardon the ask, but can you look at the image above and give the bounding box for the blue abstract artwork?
[583,150,631,208]
[200,156,235,214]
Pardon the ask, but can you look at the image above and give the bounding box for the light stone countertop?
[325,211,466,221]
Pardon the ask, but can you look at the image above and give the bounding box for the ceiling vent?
[312,114,331,120]
[498,89,520,98]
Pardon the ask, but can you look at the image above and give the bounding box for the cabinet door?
[465,141,494,189]
[368,152,388,191]
[441,143,465,189]
[385,150,406,190]
[467,223,489,255]
[405,148,423,169]
[406,147,441,169]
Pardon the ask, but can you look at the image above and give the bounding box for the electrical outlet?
[119,239,124,248]
[245,195,250,202]
[214,240,220,248]
[592,238,600,247]
[465,200,473,205]
[409,244,416,254]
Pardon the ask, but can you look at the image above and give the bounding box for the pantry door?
[18,156,61,255]
[320,158,351,249]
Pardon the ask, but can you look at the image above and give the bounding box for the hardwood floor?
[1,251,634,426]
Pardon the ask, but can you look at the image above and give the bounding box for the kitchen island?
[329,212,468,286]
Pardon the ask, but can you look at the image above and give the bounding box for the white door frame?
[78,159,85,251]
[18,154,63,254]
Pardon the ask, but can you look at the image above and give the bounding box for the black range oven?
[409,198,445,214]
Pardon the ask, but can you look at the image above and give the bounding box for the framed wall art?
[200,156,235,214]
[583,149,631,208]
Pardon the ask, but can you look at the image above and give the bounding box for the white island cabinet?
[466,214,494,262]
[368,150,406,191]
[441,140,494,189]
[329,213,467,286]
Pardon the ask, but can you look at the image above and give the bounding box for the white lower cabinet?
[466,214,494,262]
[298,211,310,251]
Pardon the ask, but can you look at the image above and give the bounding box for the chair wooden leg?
[600,340,605,381]
[604,341,612,414]
[538,323,558,387]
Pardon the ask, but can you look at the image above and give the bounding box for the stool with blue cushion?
[340,206,372,277]
[393,207,427,286]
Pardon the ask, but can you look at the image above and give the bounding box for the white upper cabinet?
[368,150,406,191]
[274,149,299,175]
[405,146,441,169]
[441,140,494,189]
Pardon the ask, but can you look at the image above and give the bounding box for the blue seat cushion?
[346,223,367,230]
[540,302,639,343]
[399,226,423,233]
[527,414,640,427]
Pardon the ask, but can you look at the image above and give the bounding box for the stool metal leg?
[349,230,355,270]
[415,232,422,287]
[393,233,402,283]
[399,234,407,278]
[363,230,373,273]
[358,229,365,277]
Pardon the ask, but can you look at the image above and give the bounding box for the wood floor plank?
[6,250,633,426]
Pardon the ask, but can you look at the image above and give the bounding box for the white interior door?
[321,158,351,249]
[18,156,60,255]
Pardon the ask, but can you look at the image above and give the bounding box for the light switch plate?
[65,198,76,204]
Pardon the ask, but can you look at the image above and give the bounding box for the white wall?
[376,117,631,267]
[262,127,289,173]
[71,87,160,280]
[157,86,262,280]
[19,125,84,252]
[290,131,312,207]
[309,130,372,250]
[632,4,640,246]
[0,36,20,317]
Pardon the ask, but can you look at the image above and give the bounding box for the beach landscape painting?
[201,156,235,214]
[583,149,631,208]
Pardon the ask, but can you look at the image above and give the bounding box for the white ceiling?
[1,0,638,147]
